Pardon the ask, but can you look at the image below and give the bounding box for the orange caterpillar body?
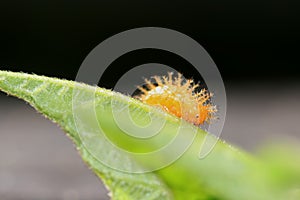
[136,72,216,125]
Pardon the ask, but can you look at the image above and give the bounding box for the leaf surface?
[0,71,299,200]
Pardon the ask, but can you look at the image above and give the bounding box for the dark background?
[0,0,299,84]
[0,1,299,199]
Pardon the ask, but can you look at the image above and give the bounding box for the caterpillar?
[136,72,217,125]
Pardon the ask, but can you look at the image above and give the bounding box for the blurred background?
[0,0,299,199]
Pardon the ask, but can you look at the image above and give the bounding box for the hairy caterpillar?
[136,72,216,125]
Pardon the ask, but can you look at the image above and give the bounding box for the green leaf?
[0,70,299,200]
